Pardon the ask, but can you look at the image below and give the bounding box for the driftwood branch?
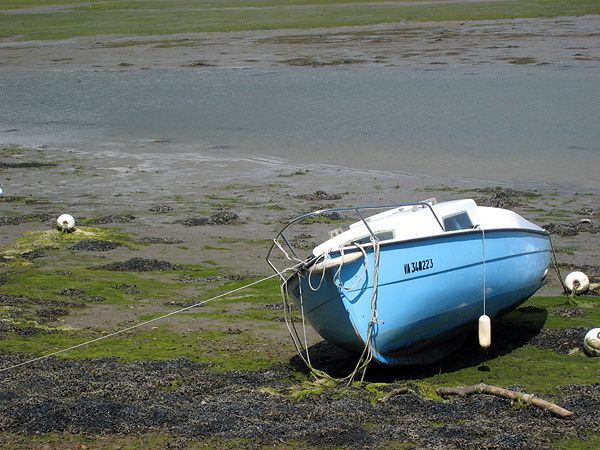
[379,386,412,403]
[436,383,574,419]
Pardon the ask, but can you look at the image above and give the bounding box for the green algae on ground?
[0,226,140,263]
[511,295,600,329]
[0,245,287,366]
[553,432,600,449]
[140,306,285,324]
[0,326,292,372]
[1,226,598,387]
[0,267,182,305]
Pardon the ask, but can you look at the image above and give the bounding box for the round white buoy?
[478,314,491,348]
[583,328,600,357]
[56,214,76,232]
[564,271,590,294]
[0,187,3,197]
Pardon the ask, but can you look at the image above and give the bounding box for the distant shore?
[0,15,599,72]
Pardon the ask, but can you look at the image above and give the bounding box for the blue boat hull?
[287,229,551,365]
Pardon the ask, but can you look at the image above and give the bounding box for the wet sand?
[1,16,599,71]
[1,145,598,274]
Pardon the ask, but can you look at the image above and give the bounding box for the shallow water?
[1,66,599,191]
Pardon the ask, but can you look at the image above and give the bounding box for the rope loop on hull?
[282,236,382,384]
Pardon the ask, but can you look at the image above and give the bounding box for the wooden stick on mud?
[379,386,412,403]
[436,383,574,419]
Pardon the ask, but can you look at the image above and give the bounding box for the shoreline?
[1,15,599,72]
[1,143,598,282]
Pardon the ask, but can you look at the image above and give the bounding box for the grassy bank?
[1,0,599,40]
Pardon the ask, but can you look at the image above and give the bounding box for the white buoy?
[564,271,590,294]
[0,187,3,197]
[478,314,491,348]
[56,214,76,233]
[583,328,600,357]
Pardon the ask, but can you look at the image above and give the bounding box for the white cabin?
[312,199,544,256]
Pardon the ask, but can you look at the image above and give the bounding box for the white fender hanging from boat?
[478,314,491,348]
[583,328,600,357]
[564,271,590,294]
[56,213,76,232]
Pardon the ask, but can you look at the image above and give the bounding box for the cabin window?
[352,231,395,245]
[443,212,473,231]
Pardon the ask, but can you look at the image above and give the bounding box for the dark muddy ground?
[295,190,345,201]
[0,315,598,448]
[475,186,540,209]
[89,214,137,224]
[68,239,122,251]
[0,354,598,449]
[138,236,184,244]
[0,162,56,169]
[0,213,51,226]
[544,221,600,237]
[177,211,241,227]
[96,257,179,272]
[527,327,589,354]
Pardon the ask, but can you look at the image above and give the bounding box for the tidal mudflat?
[0,145,599,448]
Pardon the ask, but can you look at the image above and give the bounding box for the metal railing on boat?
[266,201,445,280]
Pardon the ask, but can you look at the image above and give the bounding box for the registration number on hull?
[403,259,434,274]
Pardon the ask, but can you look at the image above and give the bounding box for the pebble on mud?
[138,236,184,244]
[0,293,85,309]
[0,213,51,226]
[21,248,48,260]
[89,214,136,224]
[111,284,140,294]
[295,190,344,201]
[527,327,589,354]
[171,274,249,283]
[475,186,538,208]
[544,220,599,237]
[57,288,85,296]
[551,307,588,317]
[149,204,174,212]
[36,307,70,318]
[0,161,57,168]
[290,233,316,250]
[68,239,121,251]
[177,211,241,226]
[97,257,177,271]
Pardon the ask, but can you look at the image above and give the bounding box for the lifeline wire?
[0,268,300,374]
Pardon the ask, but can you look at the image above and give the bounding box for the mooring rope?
[0,267,302,374]
[548,234,568,294]
[344,237,381,383]
[282,237,382,384]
